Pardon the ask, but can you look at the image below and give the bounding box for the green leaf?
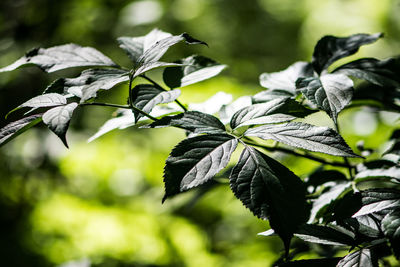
[42,103,78,148]
[381,209,400,258]
[133,62,183,78]
[76,69,129,102]
[230,98,315,129]
[163,55,227,88]
[355,166,400,182]
[353,189,400,217]
[136,33,207,67]
[147,111,226,134]
[0,114,42,147]
[229,145,308,251]
[306,169,347,189]
[163,134,238,201]
[334,57,400,87]
[40,69,129,101]
[130,84,181,122]
[336,248,378,267]
[244,122,359,157]
[295,224,355,246]
[296,74,354,123]
[312,33,382,74]
[118,28,172,63]
[6,93,67,118]
[259,61,314,94]
[0,44,118,73]
[308,181,351,222]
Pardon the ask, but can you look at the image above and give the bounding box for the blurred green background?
[0,0,400,266]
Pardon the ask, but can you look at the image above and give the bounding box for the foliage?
[1,28,400,266]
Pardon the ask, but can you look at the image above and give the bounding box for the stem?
[243,138,353,168]
[80,102,159,121]
[140,74,188,111]
[334,122,354,179]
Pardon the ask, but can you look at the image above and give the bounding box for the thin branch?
[140,74,188,111]
[243,138,354,168]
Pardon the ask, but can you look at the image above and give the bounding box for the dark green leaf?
[229,145,308,251]
[230,98,315,129]
[259,61,314,94]
[353,83,400,112]
[353,189,400,217]
[163,55,226,88]
[244,122,359,157]
[147,111,226,134]
[0,114,42,147]
[118,28,172,63]
[295,224,355,246]
[341,215,382,239]
[334,57,400,87]
[0,44,118,73]
[312,33,382,74]
[309,181,351,222]
[381,209,400,258]
[42,103,78,148]
[163,134,238,201]
[382,209,400,240]
[130,84,181,122]
[336,248,378,267]
[296,74,354,123]
[7,93,67,118]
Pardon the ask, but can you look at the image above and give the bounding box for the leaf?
[7,93,67,118]
[118,28,172,63]
[163,134,238,201]
[0,44,117,73]
[353,189,400,217]
[336,248,378,267]
[163,55,227,88]
[42,103,79,148]
[306,169,347,189]
[355,166,400,182]
[133,62,183,78]
[218,96,252,124]
[230,97,315,129]
[0,114,43,147]
[312,33,383,74]
[252,89,294,103]
[229,145,308,251]
[130,84,181,122]
[381,209,400,258]
[308,181,351,223]
[244,122,359,157]
[77,69,129,102]
[296,74,354,123]
[147,111,226,134]
[259,61,314,94]
[334,57,400,87]
[137,33,207,67]
[189,91,233,115]
[295,224,355,246]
